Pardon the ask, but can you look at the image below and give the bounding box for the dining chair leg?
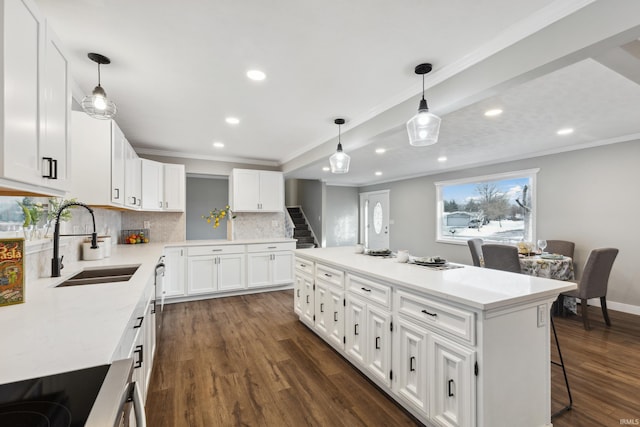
[550,313,572,418]
[600,296,612,326]
[581,298,590,330]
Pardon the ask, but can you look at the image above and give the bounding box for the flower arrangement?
[202,205,236,228]
[16,198,44,227]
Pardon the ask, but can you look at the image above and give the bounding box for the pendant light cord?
[421,73,425,101]
[97,63,102,87]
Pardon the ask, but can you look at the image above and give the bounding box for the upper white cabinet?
[229,169,283,212]
[71,111,139,209]
[141,160,185,212]
[0,0,70,195]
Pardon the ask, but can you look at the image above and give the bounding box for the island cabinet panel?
[294,247,572,427]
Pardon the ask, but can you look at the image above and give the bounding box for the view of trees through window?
[436,170,537,243]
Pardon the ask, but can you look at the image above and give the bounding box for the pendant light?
[329,118,350,174]
[406,63,441,146]
[81,53,117,120]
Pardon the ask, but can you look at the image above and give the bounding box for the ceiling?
[35,0,640,186]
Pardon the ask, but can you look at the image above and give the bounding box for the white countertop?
[295,247,577,311]
[165,238,296,247]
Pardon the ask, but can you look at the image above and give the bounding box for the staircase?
[287,206,317,249]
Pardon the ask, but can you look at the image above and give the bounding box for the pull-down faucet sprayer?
[51,202,98,277]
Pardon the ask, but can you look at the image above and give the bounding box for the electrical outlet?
[143,220,151,229]
[271,220,278,227]
[537,304,546,327]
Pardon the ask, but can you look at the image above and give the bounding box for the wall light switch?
[143,220,151,229]
[537,304,546,327]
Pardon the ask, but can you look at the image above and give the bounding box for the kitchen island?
[294,247,576,427]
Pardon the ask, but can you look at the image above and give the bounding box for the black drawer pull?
[297,289,300,297]
[421,309,437,317]
[134,316,144,329]
[354,323,359,336]
[375,336,380,349]
[410,356,416,372]
[306,295,309,304]
[320,303,324,313]
[334,311,338,322]
[134,345,143,368]
[361,287,372,292]
[448,379,455,397]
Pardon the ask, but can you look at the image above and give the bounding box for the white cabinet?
[124,142,141,209]
[0,0,70,195]
[300,273,315,328]
[314,263,345,351]
[229,169,284,212]
[187,245,245,295]
[247,242,295,289]
[164,247,186,298]
[395,317,430,418]
[294,257,313,316]
[141,161,185,212]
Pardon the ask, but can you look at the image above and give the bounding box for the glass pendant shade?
[82,85,117,120]
[407,99,441,146]
[330,143,350,174]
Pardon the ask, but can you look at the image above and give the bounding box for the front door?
[364,191,390,250]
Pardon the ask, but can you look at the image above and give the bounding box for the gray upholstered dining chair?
[559,248,618,330]
[545,240,575,258]
[467,238,483,267]
[481,244,521,273]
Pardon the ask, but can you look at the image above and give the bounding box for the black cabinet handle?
[306,295,309,304]
[421,309,437,317]
[324,273,332,278]
[134,316,144,329]
[361,287,372,292]
[134,345,143,368]
[114,188,120,200]
[151,299,156,315]
[375,336,380,349]
[334,311,338,322]
[320,303,324,313]
[354,323,359,336]
[300,263,306,268]
[410,356,416,372]
[448,379,455,397]
[42,157,57,179]
[297,289,300,297]
[42,157,52,178]
[52,159,58,179]
[159,201,163,208]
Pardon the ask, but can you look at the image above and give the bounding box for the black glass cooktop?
[0,364,109,427]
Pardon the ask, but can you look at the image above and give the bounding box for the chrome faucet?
[51,202,98,277]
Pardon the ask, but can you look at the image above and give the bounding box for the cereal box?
[0,238,25,307]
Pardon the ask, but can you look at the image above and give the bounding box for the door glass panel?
[373,202,383,234]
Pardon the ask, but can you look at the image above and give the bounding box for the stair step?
[296,242,316,249]
[296,236,315,243]
[294,229,311,237]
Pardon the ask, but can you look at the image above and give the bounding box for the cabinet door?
[294,273,305,315]
[40,23,70,191]
[326,288,344,350]
[111,123,126,205]
[258,171,284,211]
[164,247,185,298]
[301,273,315,328]
[141,159,163,211]
[187,256,216,294]
[163,163,185,211]
[314,281,330,336]
[2,0,43,185]
[232,169,260,211]
[247,252,271,288]
[217,253,245,291]
[345,295,366,365]
[431,336,476,427]
[396,318,430,417]
[272,251,293,285]
[366,304,392,386]
[124,141,141,209]
[144,299,156,398]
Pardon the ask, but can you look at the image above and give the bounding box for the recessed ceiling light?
[484,109,503,117]
[225,117,240,125]
[557,128,574,135]
[246,69,266,81]
[375,171,382,176]
[375,148,386,154]
[322,166,330,172]
[213,142,224,148]
[437,156,447,162]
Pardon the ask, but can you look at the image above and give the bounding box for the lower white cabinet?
[395,318,430,417]
[247,243,294,289]
[314,280,344,350]
[164,247,186,298]
[300,272,315,328]
[187,246,245,294]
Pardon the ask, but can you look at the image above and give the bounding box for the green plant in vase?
[44,197,77,237]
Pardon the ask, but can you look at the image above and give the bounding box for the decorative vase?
[226,218,234,240]
[22,225,34,241]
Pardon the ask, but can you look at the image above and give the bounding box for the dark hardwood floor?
[146,291,640,426]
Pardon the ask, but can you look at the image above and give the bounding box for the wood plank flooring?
[146,291,640,426]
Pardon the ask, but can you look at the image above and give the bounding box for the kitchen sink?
[56,265,140,287]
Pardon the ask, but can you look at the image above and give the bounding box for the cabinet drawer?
[347,274,391,309]
[247,242,295,253]
[187,245,245,256]
[316,264,344,288]
[295,257,314,275]
[396,290,475,345]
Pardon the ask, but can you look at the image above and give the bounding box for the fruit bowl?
[120,229,150,244]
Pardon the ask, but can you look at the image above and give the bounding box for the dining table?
[519,253,576,313]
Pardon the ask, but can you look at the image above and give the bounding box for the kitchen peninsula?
[294,247,576,427]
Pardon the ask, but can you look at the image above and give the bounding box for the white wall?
[325,186,359,247]
[360,141,640,310]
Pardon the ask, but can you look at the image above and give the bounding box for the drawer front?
[295,257,314,275]
[347,274,391,309]
[247,242,296,253]
[187,245,245,256]
[316,263,344,288]
[396,290,475,345]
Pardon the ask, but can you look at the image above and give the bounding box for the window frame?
[434,168,539,245]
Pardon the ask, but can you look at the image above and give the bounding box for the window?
[435,169,538,244]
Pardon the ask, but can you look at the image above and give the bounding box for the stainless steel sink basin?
[56,265,140,287]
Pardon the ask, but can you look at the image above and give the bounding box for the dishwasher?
[153,256,166,340]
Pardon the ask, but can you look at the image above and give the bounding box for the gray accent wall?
[291,179,325,245]
[325,186,359,247]
[360,140,640,309]
[186,176,229,240]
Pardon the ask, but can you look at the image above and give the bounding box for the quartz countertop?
[295,247,577,311]
[164,238,296,247]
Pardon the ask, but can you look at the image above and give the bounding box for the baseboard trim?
[580,299,640,316]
